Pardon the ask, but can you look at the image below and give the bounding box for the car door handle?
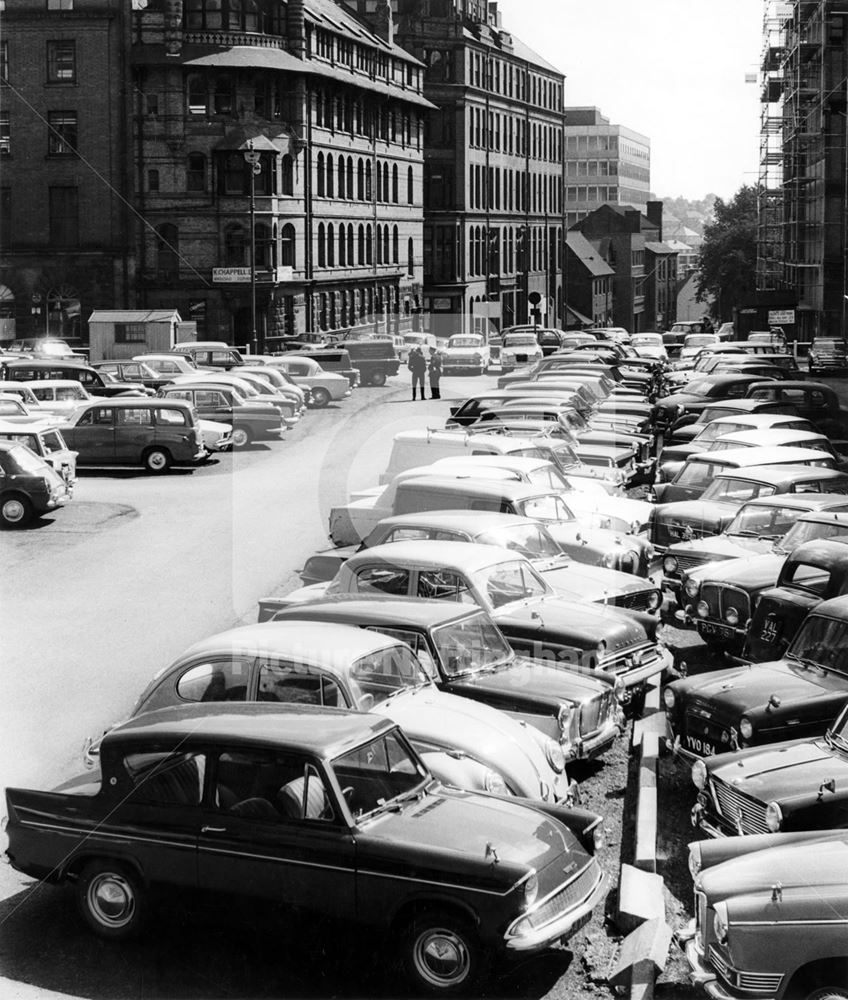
[201,825,226,833]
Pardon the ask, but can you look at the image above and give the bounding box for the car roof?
[700,399,791,414]
[0,418,59,433]
[689,446,831,465]
[348,539,521,573]
[23,379,87,389]
[810,593,848,619]
[274,595,482,630]
[743,494,848,512]
[431,456,551,475]
[705,414,806,428]
[75,396,192,409]
[715,464,848,485]
[105,702,392,758]
[717,430,826,446]
[375,509,537,533]
[750,380,831,392]
[2,358,91,371]
[396,473,556,502]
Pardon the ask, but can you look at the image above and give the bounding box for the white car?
[441,335,490,375]
[630,333,667,361]
[21,380,93,417]
[396,333,437,365]
[198,418,233,452]
[499,331,543,372]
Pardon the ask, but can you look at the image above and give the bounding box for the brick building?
[0,0,429,346]
[342,0,567,336]
[564,231,614,328]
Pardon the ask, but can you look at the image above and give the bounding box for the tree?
[695,185,758,322]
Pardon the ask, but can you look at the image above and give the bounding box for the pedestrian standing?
[408,346,427,400]
[427,346,442,400]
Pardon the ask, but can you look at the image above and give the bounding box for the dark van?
[292,348,359,388]
[335,339,400,386]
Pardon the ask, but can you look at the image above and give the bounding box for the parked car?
[664,594,848,759]
[680,827,848,1000]
[0,438,69,526]
[650,464,848,555]
[653,446,838,506]
[21,379,93,417]
[6,702,606,995]
[103,621,575,806]
[661,494,848,610]
[680,333,720,363]
[171,343,245,370]
[282,348,359,388]
[170,371,300,424]
[157,382,283,448]
[0,419,77,488]
[536,328,564,356]
[440,334,490,376]
[653,373,778,427]
[266,356,351,407]
[0,359,148,398]
[663,398,801,447]
[60,398,208,472]
[8,336,84,359]
[92,360,172,391]
[0,396,43,423]
[266,598,623,761]
[0,381,46,411]
[630,333,667,361]
[239,365,308,412]
[277,541,670,703]
[393,333,438,366]
[679,511,848,649]
[743,538,848,662]
[298,510,661,613]
[746,380,848,438]
[808,337,848,377]
[133,353,198,378]
[500,331,544,372]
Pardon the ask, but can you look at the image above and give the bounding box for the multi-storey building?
[757,0,848,342]
[563,107,650,229]
[342,0,566,336]
[0,0,429,346]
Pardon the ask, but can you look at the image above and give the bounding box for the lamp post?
[243,140,261,354]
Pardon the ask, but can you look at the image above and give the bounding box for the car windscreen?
[432,611,514,676]
[349,644,432,707]
[332,731,429,821]
[517,493,573,521]
[777,520,848,553]
[725,502,801,539]
[471,559,549,609]
[694,421,749,442]
[672,461,718,489]
[476,522,562,560]
[788,615,848,675]
[503,335,537,346]
[700,477,777,503]
[682,379,717,396]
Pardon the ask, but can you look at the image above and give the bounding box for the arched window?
[347,224,354,265]
[280,223,296,267]
[255,222,273,268]
[317,222,326,267]
[393,225,399,264]
[224,224,246,267]
[337,157,345,199]
[392,164,399,203]
[357,159,364,201]
[186,153,206,192]
[366,224,373,264]
[338,225,346,266]
[346,156,354,198]
[358,224,365,265]
[407,165,413,204]
[327,223,335,266]
[326,154,334,197]
[213,75,234,116]
[157,224,179,278]
[187,75,206,116]
[316,152,325,197]
[407,238,414,275]
[383,226,390,265]
[281,154,294,196]
[365,161,373,201]
[376,225,383,264]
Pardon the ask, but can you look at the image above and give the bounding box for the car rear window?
[117,407,153,426]
[155,407,188,426]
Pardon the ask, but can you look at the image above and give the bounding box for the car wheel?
[400,909,481,995]
[142,447,172,474]
[232,427,252,448]
[310,387,331,408]
[804,990,848,1000]
[0,493,33,528]
[369,371,387,387]
[76,860,146,940]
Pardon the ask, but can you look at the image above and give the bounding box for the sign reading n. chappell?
[212,267,250,283]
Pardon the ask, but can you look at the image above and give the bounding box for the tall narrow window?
[357,159,364,200]
[0,112,9,157]
[148,169,159,192]
[376,162,382,202]
[407,238,414,276]
[376,225,383,264]
[187,75,207,116]
[316,152,325,197]
[156,223,179,278]
[358,224,365,265]
[255,222,272,268]
[1,41,8,83]
[407,165,413,204]
[346,157,354,200]
[280,223,295,267]
[281,154,294,196]
[317,223,326,267]
[327,223,335,266]
[338,157,345,199]
[392,225,399,264]
[326,155,334,197]
[213,76,234,116]
[392,164,398,203]
[338,225,346,266]
[347,224,354,266]
[47,40,75,83]
[47,111,77,156]
[186,153,206,192]
[365,161,373,201]
[383,227,389,265]
[225,224,246,266]
[366,224,373,264]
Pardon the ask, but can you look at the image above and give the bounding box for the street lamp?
[243,140,261,354]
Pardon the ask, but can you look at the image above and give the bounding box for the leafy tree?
[696,185,758,322]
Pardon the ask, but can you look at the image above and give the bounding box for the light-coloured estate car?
[90,620,573,805]
[265,356,351,408]
[0,419,77,488]
[441,334,490,375]
[500,330,544,372]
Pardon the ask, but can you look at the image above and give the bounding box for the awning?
[564,303,594,328]
[214,125,290,154]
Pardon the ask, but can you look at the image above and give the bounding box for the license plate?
[699,622,733,638]
[684,734,717,757]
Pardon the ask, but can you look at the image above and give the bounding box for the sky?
[496,0,764,201]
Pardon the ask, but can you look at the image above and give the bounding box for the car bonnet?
[709,738,848,803]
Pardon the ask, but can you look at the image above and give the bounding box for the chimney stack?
[646,200,663,241]
[374,0,394,43]
[287,0,306,59]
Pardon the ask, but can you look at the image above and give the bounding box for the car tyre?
[310,387,331,408]
[400,909,481,996]
[76,860,146,940]
[804,990,848,1000]
[369,371,388,387]
[0,493,34,528]
[232,427,252,449]
[142,447,172,474]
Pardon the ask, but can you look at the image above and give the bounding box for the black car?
[0,439,69,527]
[0,359,148,398]
[288,348,359,388]
[92,360,172,391]
[652,373,777,427]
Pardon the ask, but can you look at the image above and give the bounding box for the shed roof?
[88,310,180,324]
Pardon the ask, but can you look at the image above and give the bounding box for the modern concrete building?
[342,0,567,336]
[564,107,651,229]
[0,0,430,347]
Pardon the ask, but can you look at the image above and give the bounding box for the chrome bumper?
[504,871,608,952]
[683,937,774,1000]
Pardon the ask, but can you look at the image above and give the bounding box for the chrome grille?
[675,553,708,574]
[601,642,659,678]
[708,947,784,993]
[612,590,655,612]
[711,777,769,834]
[525,862,600,930]
[700,584,750,624]
[695,890,707,950]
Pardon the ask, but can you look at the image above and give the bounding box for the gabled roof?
[89,310,180,323]
[644,242,678,255]
[566,232,615,277]
[461,27,564,77]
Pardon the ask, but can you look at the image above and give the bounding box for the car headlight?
[697,600,709,618]
[484,769,508,795]
[557,703,573,735]
[739,717,753,740]
[545,739,566,774]
[684,578,700,599]
[602,551,617,568]
[620,550,639,573]
[765,801,783,832]
[688,844,702,879]
[613,677,627,703]
[692,759,707,791]
[592,823,606,851]
[647,590,662,611]
[595,641,607,665]
[663,687,676,711]
[663,555,679,574]
[523,872,539,908]
[713,904,729,945]
[725,607,739,626]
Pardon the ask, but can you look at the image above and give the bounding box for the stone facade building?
[0,0,429,346]
[342,0,567,336]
